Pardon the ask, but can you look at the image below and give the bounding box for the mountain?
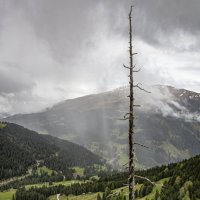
[0,113,10,119]
[0,122,103,180]
[3,85,200,168]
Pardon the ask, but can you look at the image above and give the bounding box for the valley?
[3,86,200,169]
[1,153,199,199]
[1,86,200,200]
[1,0,200,199]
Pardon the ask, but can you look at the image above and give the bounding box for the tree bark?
[128,6,135,200]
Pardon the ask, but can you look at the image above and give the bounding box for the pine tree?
[97,193,102,200]
[155,190,159,200]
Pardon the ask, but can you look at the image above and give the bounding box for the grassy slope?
[72,167,85,176]
[48,178,169,200]
[0,122,6,129]
[49,193,102,200]
[138,178,169,200]
[36,166,54,176]
[0,181,82,200]
[0,189,15,200]
[88,140,146,170]
[0,178,169,200]
[25,180,82,189]
[113,178,169,200]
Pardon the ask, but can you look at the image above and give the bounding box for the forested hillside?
[9,154,200,200]
[0,122,103,180]
[159,155,200,199]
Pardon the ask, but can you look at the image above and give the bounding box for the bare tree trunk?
[123,6,152,199]
[128,6,135,200]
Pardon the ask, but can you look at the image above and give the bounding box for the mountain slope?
[0,122,103,180]
[12,154,200,200]
[3,86,200,168]
[159,155,200,199]
[100,154,200,200]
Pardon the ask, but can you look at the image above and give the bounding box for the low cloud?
[136,86,200,122]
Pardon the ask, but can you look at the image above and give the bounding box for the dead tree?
[128,6,135,200]
[123,6,151,200]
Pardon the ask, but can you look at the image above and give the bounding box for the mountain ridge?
[3,85,200,168]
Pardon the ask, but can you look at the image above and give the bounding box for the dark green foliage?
[159,155,200,199]
[137,183,153,198]
[100,155,200,200]
[0,122,103,180]
[2,122,200,199]
[97,193,102,200]
[9,154,200,199]
[102,187,112,200]
[0,169,64,191]
[15,180,125,200]
[154,190,159,200]
[14,187,46,200]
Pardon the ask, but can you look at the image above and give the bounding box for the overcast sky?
[0,0,200,114]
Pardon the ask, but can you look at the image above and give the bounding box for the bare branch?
[129,5,134,18]
[123,64,131,69]
[134,142,149,149]
[118,117,130,121]
[134,83,151,93]
[124,112,132,116]
[133,68,141,73]
[135,175,155,186]
[123,161,129,167]
[135,175,166,188]
[106,191,120,199]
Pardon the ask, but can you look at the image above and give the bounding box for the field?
[0,189,16,200]
[72,167,85,176]
[48,178,169,200]
[0,180,81,200]
[36,166,54,176]
[0,122,6,129]
[138,178,169,200]
[25,180,82,189]
[49,193,102,200]
[0,177,169,200]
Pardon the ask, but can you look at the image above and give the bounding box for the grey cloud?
[3,0,200,54]
[28,0,200,53]
[11,0,129,63]
[0,63,34,93]
[0,0,199,114]
[134,0,200,46]
[180,66,200,71]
